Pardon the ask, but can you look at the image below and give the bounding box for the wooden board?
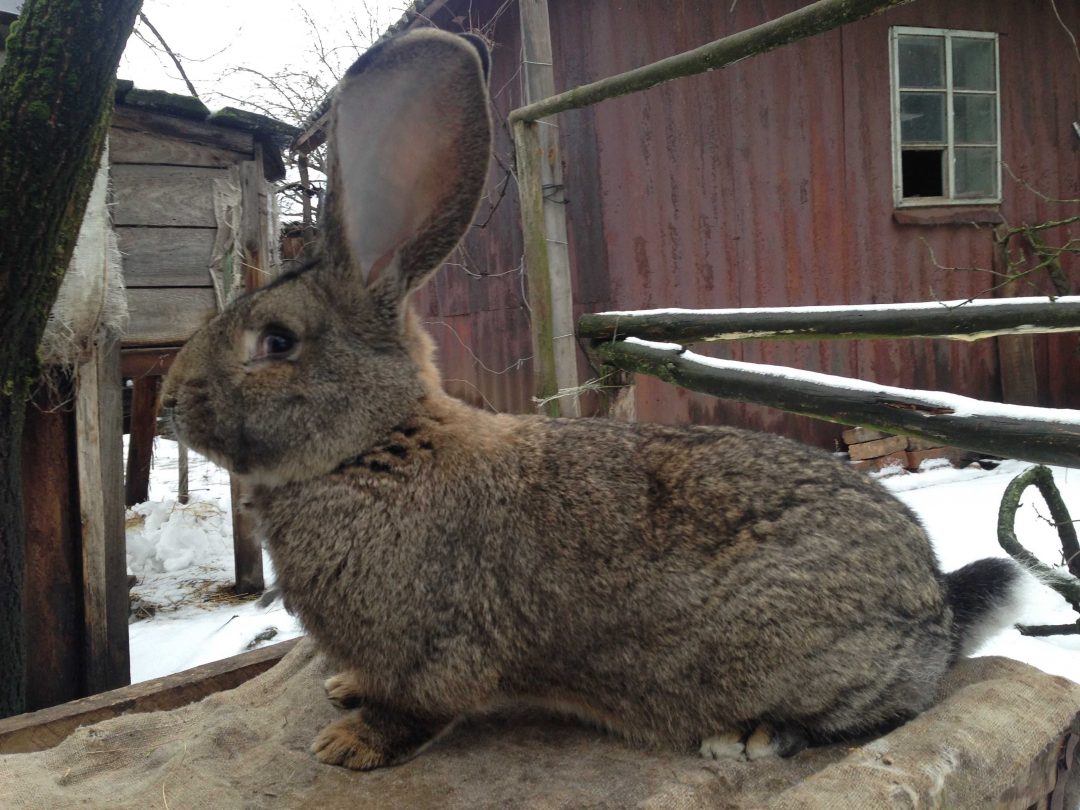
[110,126,250,169]
[112,106,254,155]
[123,287,217,347]
[110,165,229,228]
[120,347,180,379]
[20,380,84,711]
[115,226,216,287]
[0,639,300,755]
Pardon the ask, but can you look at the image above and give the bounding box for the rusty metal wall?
[417,0,1080,447]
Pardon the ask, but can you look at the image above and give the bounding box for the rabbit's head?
[162,30,492,484]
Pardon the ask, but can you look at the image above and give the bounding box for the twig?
[138,13,200,101]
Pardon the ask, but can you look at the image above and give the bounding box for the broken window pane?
[900,92,946,143]
[902,149,946,197]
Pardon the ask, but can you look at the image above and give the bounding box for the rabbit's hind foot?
[700,724,809,762]
[312,704,452,771]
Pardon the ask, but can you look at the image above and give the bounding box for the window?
[890,27,1000,206]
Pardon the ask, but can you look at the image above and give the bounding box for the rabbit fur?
[162,29,1022,770]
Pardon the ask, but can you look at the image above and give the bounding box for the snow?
[127,442,1080,687]
[601,295,1080,317]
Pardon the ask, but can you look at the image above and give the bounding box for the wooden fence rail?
[579,297,1080,344]
[595,338,1080,468]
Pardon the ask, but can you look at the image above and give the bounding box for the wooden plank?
[598,339,1080,468]
[111,106,254,155]
[109,126,250,168]
[0,638,300,754]
[98,336,131,691]
[21,379,84,711]
[116,227,215,287]
[123,287,216,347]
[120,347,179,379]
[74,336,110,694]
[519,0,580,417]
[111,165,229,227]
[125,375,160,507]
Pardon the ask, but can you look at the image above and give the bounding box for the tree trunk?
[0,0,143,719]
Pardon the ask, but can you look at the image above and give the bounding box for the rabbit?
[161,29,1024,771]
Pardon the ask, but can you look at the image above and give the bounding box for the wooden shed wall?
[110,107,256,347]
[415,0,1080,447]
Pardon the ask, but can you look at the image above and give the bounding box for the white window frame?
[889,26,1002,208]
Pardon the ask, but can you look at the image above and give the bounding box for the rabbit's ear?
[328,30,491,298]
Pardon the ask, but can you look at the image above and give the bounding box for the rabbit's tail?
[944,557,1024,660]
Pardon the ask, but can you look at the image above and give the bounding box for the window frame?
[889,26,1002,208]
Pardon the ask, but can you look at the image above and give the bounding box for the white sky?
[119,0,405,115]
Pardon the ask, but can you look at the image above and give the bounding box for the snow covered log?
[578,296,1080,344]
[596,338,1080,468]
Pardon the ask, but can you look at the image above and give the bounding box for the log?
[509,0,913,123]
[578,296,1080,344]
[596,339,1080,468]
[124,375,160,506]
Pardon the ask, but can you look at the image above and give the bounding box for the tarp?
[1,639,1077,809]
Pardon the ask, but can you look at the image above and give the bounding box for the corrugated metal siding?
[419,0,1079,447]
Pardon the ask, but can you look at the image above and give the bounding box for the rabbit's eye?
[255,327,299,361]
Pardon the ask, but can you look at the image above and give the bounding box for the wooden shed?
[19,83,293,712]
[328,0,1080,449]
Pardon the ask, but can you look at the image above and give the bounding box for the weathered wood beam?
[519,0,580,417]
[509,0,913,124]
[579,297,1080,343]
[513,118,560,416]
[0,638,300,754]
[597,339,1080,468]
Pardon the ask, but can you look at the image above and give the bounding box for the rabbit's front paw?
[324,671,366,709]
[312,716,388,770]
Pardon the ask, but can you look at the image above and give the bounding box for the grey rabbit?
[162,29,1023,769]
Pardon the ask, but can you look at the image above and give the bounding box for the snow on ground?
[127,441,1080,685]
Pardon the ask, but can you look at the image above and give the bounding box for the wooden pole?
[578,297,1080,344]
[509,0,913,124]
[518,0,580,417]
[177,443,190,505]
[124,375,160,507]
[513,118,560,416]
[596,338,1080,468]
[74,334,110,694]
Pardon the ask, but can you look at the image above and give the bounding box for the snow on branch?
[596,338,1080,468]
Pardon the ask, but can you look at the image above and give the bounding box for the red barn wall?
[414,0,1080,448]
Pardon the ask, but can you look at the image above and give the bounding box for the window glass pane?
[954,94,996,144]
[898,35,945,88]
[952,38,996,91]
[900,92,946,143]
[955,147,997,197]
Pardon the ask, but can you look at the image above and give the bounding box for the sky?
[118,0,406,118]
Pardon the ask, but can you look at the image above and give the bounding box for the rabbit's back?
[258,403,951,748]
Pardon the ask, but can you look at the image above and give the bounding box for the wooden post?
[124,374,160,506]
[513,119,560,416]
[518,0,580,417]
[228,150,269,594]
[74,332,130,694]
[21,377,83,710]
[994,227,1040,407]
[177,443,190,505]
